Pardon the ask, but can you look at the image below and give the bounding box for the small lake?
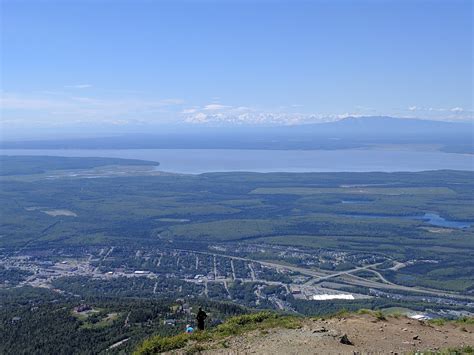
[416,213,472,229]
[1,148,473,174]
[341,212,472,229]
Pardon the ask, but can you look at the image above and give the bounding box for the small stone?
[340,334,353,346]
[413,335,419,340]
[402,328,408,331]
[312,327,328,333]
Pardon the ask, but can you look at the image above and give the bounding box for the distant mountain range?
[298,116,472,136]
[1,116,473,153]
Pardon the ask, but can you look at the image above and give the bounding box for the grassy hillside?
[135,311,474,354]
[134,311,301,354]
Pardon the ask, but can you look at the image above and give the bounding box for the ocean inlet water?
[1,148,473,174]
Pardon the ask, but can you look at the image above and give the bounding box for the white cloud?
[159,98,185,105]
[0,94,71,110]
[3,91,473,128]
[185,112,208,123]
[401,106,472,121]
[64,84,93,89]
[407,106,467,113]
[0,92,185,125]
[181,102,474,126]
[182,105,345,125]
[181,108,198,114]
[203,104,231,110]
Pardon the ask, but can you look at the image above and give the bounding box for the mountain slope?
[135,312,474,354]
[200,315,474,354]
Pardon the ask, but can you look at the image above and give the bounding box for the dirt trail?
[184,315,474,354]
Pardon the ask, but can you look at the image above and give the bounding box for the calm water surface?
[342,212,472,229]
[1,149,473,174]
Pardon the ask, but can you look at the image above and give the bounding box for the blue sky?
[1,0,472,137]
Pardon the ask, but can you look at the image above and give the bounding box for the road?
[305,262,384,285]
[174,248,474,301]
[213,255,217,279]
[248,263,257,281]
[230,259,236,280]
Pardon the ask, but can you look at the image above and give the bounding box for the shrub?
[216,311,300,336]
[134,333,189,355]
[374,310,386,321]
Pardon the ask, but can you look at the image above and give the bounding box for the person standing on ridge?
[196,307,207,331]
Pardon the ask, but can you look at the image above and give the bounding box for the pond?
[341,212,472,229]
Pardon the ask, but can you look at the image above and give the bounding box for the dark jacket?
[196,310,207,323]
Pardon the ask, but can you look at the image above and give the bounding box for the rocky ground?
[176,314,474,354]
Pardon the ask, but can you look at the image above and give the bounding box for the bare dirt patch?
[188,315,474,354]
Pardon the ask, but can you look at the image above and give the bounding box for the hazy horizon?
[1,0,473,141]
